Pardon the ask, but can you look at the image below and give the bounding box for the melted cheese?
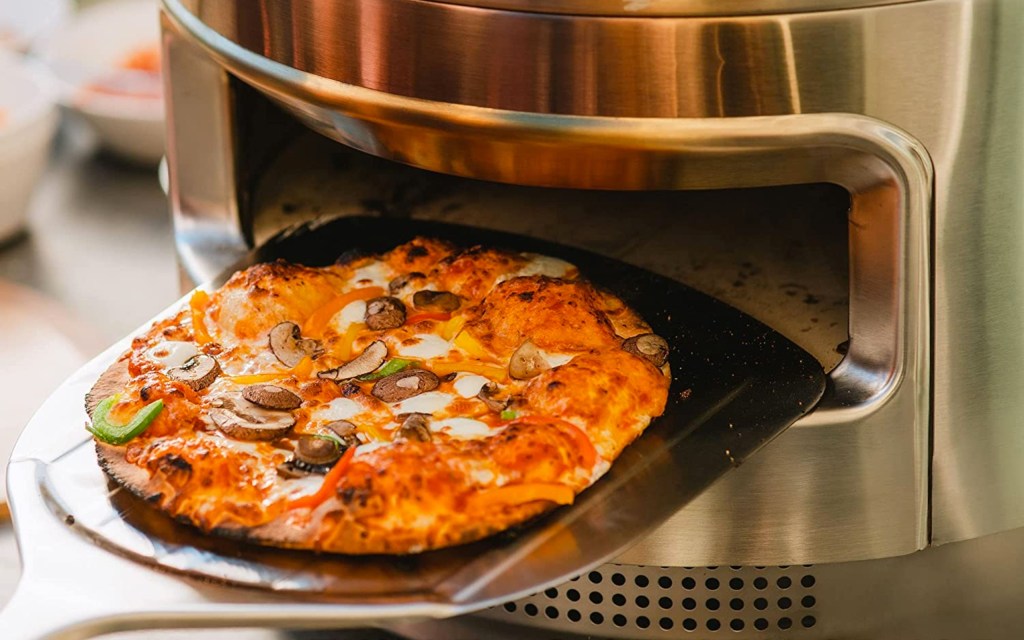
[392,391,455,415]
[397,334,452,360]
[146,341,199,369]
[350,262,394,288]
[497,254,576,283]
[331,299,367,333]
[313,398,364,422]
[541,350,574,368]
[432,417,495,439]
[453,374,490,398]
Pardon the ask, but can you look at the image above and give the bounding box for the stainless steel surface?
[429,0,924,16]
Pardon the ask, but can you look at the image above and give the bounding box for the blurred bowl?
[0,0,71,53]
[39,0,163,165]
[0,53,58,243]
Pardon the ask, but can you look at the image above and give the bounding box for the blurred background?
[0,0,177,615]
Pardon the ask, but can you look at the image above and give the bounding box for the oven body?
[159,0,1024,636]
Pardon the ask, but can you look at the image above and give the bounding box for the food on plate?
[80,43,161,100]
[85,237,671,554]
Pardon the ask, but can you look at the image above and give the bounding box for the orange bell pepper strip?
[405,312,452,325]
[302,287,383,338]
[228,356,314,384]
[441,315,466,340]
[468,483,575,510]
[430,361,508,381]
[503,415,598,470]
[337,322,368,361]
[189,290,213,345]
[286,446,357,511]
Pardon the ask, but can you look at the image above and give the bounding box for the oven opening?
[245,128,851,375]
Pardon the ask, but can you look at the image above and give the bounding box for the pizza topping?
[371,369,440,403]
[167,354,221,391]
[392,390,455,415]
[396,334,451,360]
[318,340,388,381]
[146,341,200,368]
[268,321,323,368]
[287,445,357,510]
[509,340,551,380]
[475,381,510,412]
[433,417,494,439]
[388,272,426,296]
[453,374,490,399]
[189,290,214,345]
[242,384,303,410]
[412,290,461,312]
[295,434,344,466]
[405,312,452,325]
[395,413,432,442]
[357,357,414,382]
[303,286,384,337]
[208,394,295,441]
[622,333,670,367]
[87,394,165,445]
[468,483,575,510]
[364,296,407,331]
[326,420,361,449]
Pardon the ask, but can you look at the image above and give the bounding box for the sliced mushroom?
[622,333,670,367]
[395,413,432,442]
[317,340,388,381]
[388,272,426,296]
[371,369,439,403]
[208,394,295,441]
[295,434,343,466]
[412,290,461,312]
[477,382,509,412]
[509,340,550,380]
[167,354,221,391]
[242,384,302,410]
[268,321,323,368]
[326,420,361,449]
[364,296,407,331]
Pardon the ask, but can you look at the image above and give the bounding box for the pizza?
[85,237,671,554]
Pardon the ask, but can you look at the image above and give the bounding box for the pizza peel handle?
[0,217,826,637]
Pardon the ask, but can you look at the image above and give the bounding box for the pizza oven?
[158,0,1024,637]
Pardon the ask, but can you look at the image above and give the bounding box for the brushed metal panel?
[430,0,924,17]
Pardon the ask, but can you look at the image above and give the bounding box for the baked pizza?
[85,237,671,554]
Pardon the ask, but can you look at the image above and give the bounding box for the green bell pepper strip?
[357,358,416,381]
[500,409,518,421]
[87,394,165,445]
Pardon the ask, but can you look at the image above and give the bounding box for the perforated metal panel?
[482,565,818,638]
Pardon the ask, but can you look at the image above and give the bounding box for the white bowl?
[0,53,59,243]
[39,0,163,165]
[0,0,71,53]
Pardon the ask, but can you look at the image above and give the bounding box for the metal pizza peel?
[0,217,826,639]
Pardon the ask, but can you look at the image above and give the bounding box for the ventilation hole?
[779,597,792,610]
[659,596,673,609]
[801,575,816,588]
[588,571,603,584]
[571,575,580,581]
[753,577,768,590]
[683,618,698,631]
[708,566,719,570]
[660,617,674,630]
[589,592,603,605]
[613,614,627,627]
[754,566,766,570]
[729,577,743,590]
[637,616,651,629]
[568,609,581,622]
[566,589,580,602]
[754,618,769,631]
[779,565,790,569]
[612,573,626,586]
[612,593,626,606]
[682,577,697,590]
[754,597,768,610]
[524,604,538,617]
[779,617,793,630]
[731,619,745,631]
[636,575,650,588]
[730,598,744,611]
[658,576,672,589]
[545,588,558,598]
[706,577,720,590]
[730,565,742,570]
[590,612,604,625]
[802,595,817,608]
[777,576,792,589]
[706,598,720,611]
[802,615,817,628]
[683,597,697,610]
[707,618,721,631]
[503,602,516,613]
[636,595,650,608]
[545,606,558,619]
